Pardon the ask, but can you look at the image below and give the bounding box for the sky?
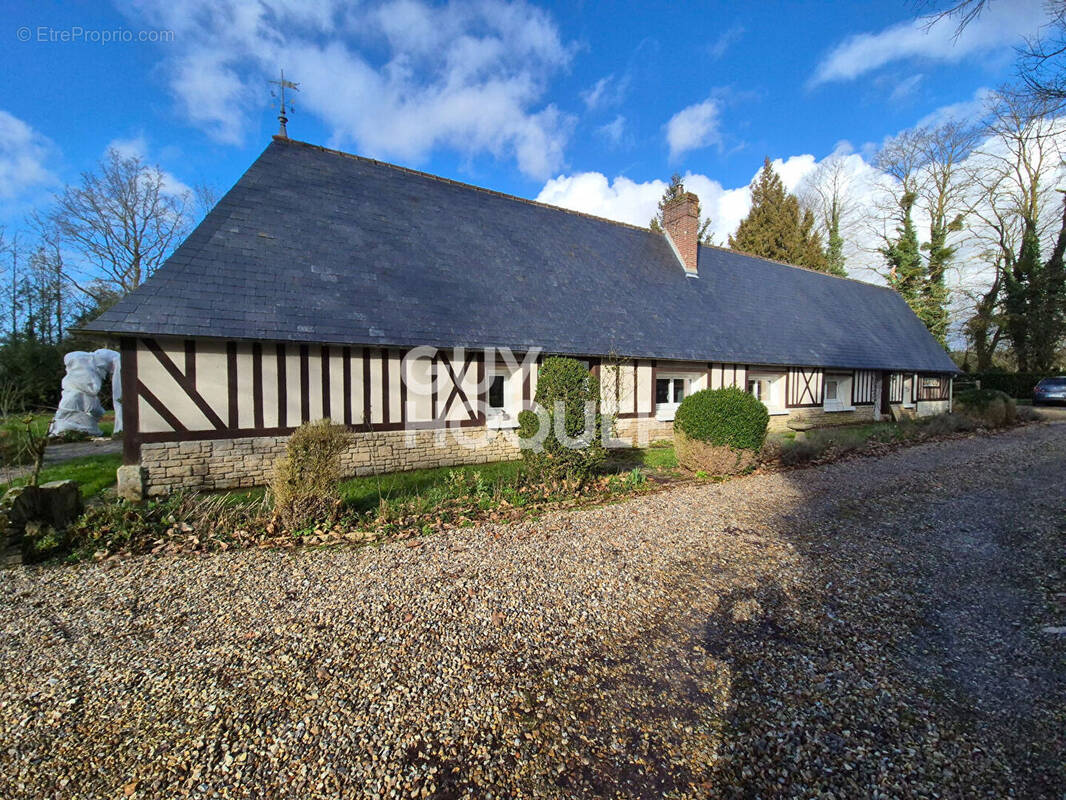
[0,0,1056,291]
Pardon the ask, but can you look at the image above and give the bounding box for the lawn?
[0,412,116,467]
[0,453,122,499]
[225,445,680,517]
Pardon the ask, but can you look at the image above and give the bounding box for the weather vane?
[269,69,299,138]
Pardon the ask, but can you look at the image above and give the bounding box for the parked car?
[1033,376,1066,406]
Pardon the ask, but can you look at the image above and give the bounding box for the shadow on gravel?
[693,425,1066,799]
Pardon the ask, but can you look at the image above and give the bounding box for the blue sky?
[0,0,1051,248]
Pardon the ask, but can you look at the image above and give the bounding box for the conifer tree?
[882,192,942,338]
[728,158,828,271]
[1004,196,1066,371]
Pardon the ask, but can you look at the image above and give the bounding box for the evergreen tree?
[1005,195,1066,371]
[729,158,828,271]
[920,211,963,345]
[1002,221,1041,370]
[823,201,847,277]
[882,192,939,337]
[649,173,712,243]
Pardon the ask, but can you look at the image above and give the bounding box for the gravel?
[2,421,1064,798]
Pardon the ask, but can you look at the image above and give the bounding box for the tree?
[39,147,191,303]
[729,158,828,271]
[965,90,1064,368]
[649,173,713,243]
[799,154,857,277]
[874,123,975,345]
[926,1,1066,108]
[1004,197,1066,371]
[882,191,931,323]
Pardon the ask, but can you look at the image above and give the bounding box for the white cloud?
[106,136,192,198]
[125,0,575,179]
[707,25,744,61]
[916,87,994,128]
[665,97,721,161]
[535,149,887,278]
[888,73,924,104]
[597,115,627,147]
[581,74,629,111]
[810,0,1047,86]
[0,110,56,202]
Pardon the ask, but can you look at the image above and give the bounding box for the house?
[84,136,957,497]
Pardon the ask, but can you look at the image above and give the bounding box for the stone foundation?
[140,426,522,496]
[767,405,878,432]
[612,417,675,447]
[134,400,947,495]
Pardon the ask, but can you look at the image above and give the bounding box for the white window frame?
[822,372,855,413]
[485,366,519,429]
[654,373,695,421]
[746,370,787,415]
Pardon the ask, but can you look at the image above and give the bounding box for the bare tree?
[799,154,858,276]
[923,0,1066,108]
[873,122,978,343]
[39,148,191,302]
[1,229,23,338]
[963,90,1064,368]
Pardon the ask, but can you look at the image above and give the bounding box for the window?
[822,372,853,412]
[488,375,505,410]
[747,371,786,413]
[485,368,517,427]
[655,374,694,420]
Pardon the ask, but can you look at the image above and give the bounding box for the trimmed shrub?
[518,356,605,483]
[270,419,349,531]
[673,387,769,475]
[954,388,1016,427]
[675,430,760,474]
[674,387,769,451]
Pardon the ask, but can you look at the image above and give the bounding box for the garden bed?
[16,410,1047,566]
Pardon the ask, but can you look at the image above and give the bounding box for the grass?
[0,453,121,499]
[201,446,680,527]
[339,460,526,515]
[0,412,116,467]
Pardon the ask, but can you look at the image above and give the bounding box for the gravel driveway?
[2,422,1064,798]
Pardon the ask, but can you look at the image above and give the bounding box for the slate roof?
[86,137,958,373]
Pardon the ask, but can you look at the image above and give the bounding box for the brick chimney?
[662,192,700,276]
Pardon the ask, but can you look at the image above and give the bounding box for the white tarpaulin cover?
[49,349,122,437]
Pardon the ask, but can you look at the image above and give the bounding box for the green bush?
[673,387,769,452]
[270,419,349,531]
[518,356,605,483]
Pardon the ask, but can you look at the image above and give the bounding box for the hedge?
[673,387,769,452]
[962,372,1063,398]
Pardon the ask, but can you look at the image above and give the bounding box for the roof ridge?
[698,241,893,290]
[276,136,892,292]
[274,136,654,235]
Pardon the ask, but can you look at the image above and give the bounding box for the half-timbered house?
[85,136,957,497]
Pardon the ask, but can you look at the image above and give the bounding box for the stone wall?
[136,399,947,495]
[612,417,675,447]
[141,426,522,495]
[767,405,878,432]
